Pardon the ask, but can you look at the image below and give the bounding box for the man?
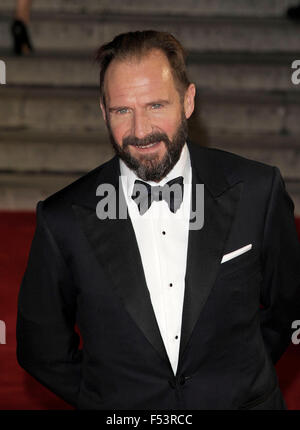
[16,30,300,410]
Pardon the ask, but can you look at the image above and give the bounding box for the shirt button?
[175,335,178,340]
[162,231,166,235]
[169,283,173,287]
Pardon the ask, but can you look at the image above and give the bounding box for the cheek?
[155,117,179,138]
[108,121,128,146]
[153,105,182,134]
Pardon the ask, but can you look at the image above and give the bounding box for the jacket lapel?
[71,157,171,367]
[177,142,243,371]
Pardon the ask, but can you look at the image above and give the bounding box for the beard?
[106,111,188,182]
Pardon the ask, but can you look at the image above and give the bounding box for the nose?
[132,110,152,139]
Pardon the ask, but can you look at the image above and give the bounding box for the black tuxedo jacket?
[16,140,300,410]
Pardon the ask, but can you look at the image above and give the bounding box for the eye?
[116,107,129,114]
[151,103,162,109]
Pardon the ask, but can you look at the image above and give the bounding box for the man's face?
[100,49,195,182]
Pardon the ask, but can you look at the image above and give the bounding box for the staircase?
[0,0,300,213]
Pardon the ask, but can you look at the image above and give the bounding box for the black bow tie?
[131,176,184,215]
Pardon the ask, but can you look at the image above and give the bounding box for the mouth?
[132,141,162,152]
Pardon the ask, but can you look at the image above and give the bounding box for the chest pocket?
[216,248,262,283]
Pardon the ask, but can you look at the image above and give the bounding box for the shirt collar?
[119,142,191,199]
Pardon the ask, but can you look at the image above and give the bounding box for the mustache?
[123,132,170,148]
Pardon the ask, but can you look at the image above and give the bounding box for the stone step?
[208,136,300,180]
[1,51,299,92]
[0,172,79,210]
[0,130,114,173]
[0,129,299,179]
[2,51,99,87]
[0,86,102,132]
[0,0,296,17]
[188,52,300,92]
[196,89,300,135]
[1,86,300,135]
[208,132,300,149]
[1,13,300,53]
[1,170,299,214]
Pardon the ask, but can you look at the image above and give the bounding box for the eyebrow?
[108,99,170,113]
[145,99,170,107]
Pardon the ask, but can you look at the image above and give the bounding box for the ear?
[100,99,107,123]
[184,83,196,119]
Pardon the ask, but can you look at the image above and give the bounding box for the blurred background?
[0,0,300,410]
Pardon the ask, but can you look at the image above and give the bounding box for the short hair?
[95,30,190,108]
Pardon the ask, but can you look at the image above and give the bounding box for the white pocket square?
[221,244,252,264]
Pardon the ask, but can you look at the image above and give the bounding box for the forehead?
[104,49,179,104]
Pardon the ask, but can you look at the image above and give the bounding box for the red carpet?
[0,211,299,410]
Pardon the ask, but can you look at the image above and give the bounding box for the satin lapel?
[71,164,170,366]
[178,156,243,370]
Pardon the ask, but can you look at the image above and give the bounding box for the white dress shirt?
[119,143,192,375]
